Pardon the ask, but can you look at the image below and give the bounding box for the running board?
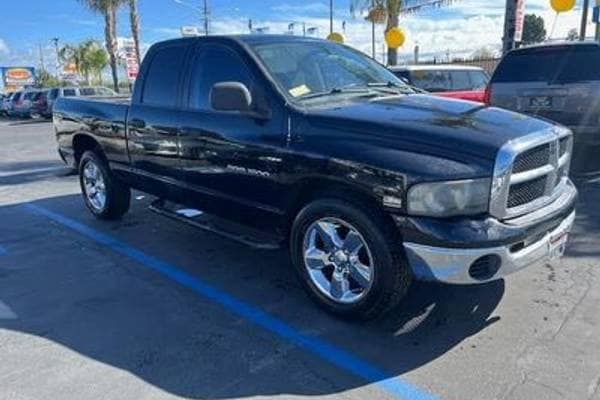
[149,199,283,250]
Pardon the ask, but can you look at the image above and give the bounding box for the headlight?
[407,178,491,217]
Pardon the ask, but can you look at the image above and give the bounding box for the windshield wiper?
[367,81,415,94]
[298,86,376,101]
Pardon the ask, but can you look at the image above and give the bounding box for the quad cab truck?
[54,36,577,319]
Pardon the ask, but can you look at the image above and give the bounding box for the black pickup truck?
[54,35,577,319]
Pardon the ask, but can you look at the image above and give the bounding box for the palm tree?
[351,0,458,66]
[77,0,124,92]
[60,40,108,85]
[88,45,109,85]
[128,0,142,65]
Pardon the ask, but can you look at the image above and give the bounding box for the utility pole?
[51,38,60,77]
[502,0,519,54]
[329,0,334,34]
[38,44,46,72]
[595,0,600,41]
[202,0,210,36]
[581,0,590,40]
[371,0,376,59]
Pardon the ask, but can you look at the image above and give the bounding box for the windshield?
[250,40,411,102]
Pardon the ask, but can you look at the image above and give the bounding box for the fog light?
[469,255,501,281]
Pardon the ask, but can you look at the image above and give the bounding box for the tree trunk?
[386,11,399,66]
[129,0,142,65]
[105,5,120,93]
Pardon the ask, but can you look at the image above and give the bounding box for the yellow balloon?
[385,27,406,49]
[327,32,344,44]
[550,0,576,13]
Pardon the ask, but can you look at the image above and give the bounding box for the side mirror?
[210,81,252,113]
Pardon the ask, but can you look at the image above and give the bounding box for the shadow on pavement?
[0,193,504,399]
[567,176,600,258]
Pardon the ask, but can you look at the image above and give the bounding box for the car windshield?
[250,40,412,102]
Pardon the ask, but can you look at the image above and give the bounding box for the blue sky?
[0,0,593,78]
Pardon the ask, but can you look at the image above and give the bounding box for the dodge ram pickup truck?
[54,35,577,319]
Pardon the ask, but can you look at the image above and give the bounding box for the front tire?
[79,151,131,220]
[290,198,411,320]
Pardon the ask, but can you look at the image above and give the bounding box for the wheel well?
[285,178,393,234]
[72,134,103,166]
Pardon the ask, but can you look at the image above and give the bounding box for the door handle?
[129,119,146,130]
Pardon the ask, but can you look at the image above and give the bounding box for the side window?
[449,71,471,91]
[143,44,188,107]
[469,71,489,90]
[189,45,254,111]
[63,89,77,97]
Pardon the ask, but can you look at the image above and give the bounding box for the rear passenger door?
[126,41,190,184]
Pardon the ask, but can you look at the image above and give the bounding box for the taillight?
[483,85,491,106]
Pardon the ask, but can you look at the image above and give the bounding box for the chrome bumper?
[404,211,576,284]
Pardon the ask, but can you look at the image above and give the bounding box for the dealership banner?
[1,67,36,90]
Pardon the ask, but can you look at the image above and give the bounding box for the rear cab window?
[142,43,189,108]
[493,44,600,83]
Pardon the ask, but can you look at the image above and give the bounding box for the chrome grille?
[490,128,573,220]
[512,144,550,173]
[507,176,547,208]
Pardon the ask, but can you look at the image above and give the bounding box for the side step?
[149,199,283,250]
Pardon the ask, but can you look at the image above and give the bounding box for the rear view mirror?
[210,82,252,113]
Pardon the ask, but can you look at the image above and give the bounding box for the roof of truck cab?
[151,34,331,48]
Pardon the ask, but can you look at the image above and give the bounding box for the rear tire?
[290,198,411,320]
[79,150,130,220]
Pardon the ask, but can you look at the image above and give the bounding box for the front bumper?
[397,181,577,284]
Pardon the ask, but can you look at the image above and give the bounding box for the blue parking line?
[0,245,6,256]
[24,203,439,400]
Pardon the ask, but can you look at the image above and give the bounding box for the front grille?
[512,144,550,173]
[491,130,573,220]
[508,176,547,208]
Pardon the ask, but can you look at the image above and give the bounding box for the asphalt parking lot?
[1,120,599,400]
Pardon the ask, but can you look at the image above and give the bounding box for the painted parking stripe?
[24,203,439,400]
[0,245,6,256]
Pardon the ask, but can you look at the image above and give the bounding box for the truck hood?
[304,94,554,164]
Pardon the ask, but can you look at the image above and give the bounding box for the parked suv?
[487,42,600,173]
[389,65,490,102]
[7,91,24,117]
[30,90,50,119]
[0,92,13,116]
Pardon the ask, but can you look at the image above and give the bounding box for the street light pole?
[203,0,209,36]
[330,0,334,35]
[51,38,60,76]
[580,0,590,41]
[371,0,376,59]
[596,0,600,41]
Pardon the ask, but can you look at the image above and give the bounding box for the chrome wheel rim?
[303,217,374,304]
[82,161,107,212]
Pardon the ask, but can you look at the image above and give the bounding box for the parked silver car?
[487,41,600,173]
[46,86,117,116]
